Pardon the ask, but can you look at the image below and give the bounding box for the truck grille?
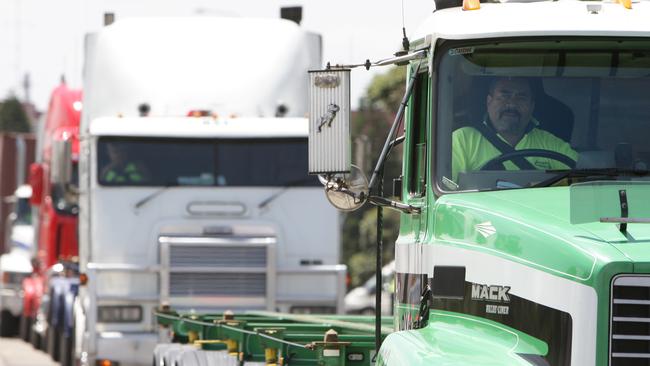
[159,235,275,304]
[170,245,267,268]
[611,275,650,366]
[169,273,266,296]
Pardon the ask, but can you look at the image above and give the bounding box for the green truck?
[154,0,650,364]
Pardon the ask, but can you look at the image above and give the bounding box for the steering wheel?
[480,149,576,170]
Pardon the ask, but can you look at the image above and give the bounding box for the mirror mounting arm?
[368,195,421,214]
[331,49,428,70]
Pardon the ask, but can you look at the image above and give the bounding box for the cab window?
[407,68,430,197]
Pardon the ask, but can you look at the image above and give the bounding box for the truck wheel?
[0,310,19,337]
[59,328,73,366]
[29,323,42,349]
[47,323,61,361]
[19,315,32,342]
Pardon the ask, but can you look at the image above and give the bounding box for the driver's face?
[107,144,126,165]
[487,79,535,136]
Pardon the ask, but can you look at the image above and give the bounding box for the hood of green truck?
[433,183,650,282]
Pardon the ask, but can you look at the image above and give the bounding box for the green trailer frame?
[155,309,393,365]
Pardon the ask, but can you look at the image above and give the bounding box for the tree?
[0,96,31,133]
[342,66,406,288]
[365,67,407,111]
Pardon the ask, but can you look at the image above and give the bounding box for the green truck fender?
[377,310,548,366]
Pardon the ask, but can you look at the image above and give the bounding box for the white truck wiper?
[532,168,650,188]
[134,183,175,210]
[258,178,316,209]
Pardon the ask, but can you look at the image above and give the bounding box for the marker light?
[96,359,118,366]
[79,272,88,285]
[187,110,217,118]
[463,0,481,10]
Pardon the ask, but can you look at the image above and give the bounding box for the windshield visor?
[436,39,650,192]
[97,137,319,187]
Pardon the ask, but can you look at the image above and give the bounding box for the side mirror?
[309,69,370,212]
[51,140,73,185]
[308,69,352,175]
[29,163,44,206]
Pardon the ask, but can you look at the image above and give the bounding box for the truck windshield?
[435,39,650,192]
[15,197,32,225]
[97,137,319,187]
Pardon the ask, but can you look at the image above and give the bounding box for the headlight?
[97,305,142,323]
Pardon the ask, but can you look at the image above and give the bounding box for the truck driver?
[451,77,578,182]
[101,143,149,184]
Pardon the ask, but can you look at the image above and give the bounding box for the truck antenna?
[402,27,410,54]
[399,0,410,54]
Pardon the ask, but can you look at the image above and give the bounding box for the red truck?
[23,82,81,365]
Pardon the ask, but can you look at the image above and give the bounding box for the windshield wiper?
[532,168,650,188]
[134,183,176,210]
[258,177,316,209]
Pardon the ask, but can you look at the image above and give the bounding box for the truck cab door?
[402,65,430,242]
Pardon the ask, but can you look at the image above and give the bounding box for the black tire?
[47,322,61,361]
[19,315,32,342]
[59,328,73,366]
[0,310,19,337]
[39,325,48,352]
[29,322,42,349]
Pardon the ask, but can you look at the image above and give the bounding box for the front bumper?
[84,331,158,366]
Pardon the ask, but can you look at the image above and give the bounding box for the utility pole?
[22,73,30,103]
[13,0,21,92]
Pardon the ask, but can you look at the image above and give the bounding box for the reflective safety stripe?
[104,163,143,183]
[452,125,578,181]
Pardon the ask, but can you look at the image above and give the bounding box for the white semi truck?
[47,15,345,366]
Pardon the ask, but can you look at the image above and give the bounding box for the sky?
[0,0,434,112]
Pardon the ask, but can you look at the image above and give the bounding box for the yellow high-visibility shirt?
[452,125,577,182]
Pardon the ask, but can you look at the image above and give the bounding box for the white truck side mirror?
[51,140,73,185]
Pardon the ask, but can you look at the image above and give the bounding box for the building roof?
[415,1,650,41]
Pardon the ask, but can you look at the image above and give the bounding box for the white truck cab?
[77,116,343,365]
[67,15,345,366]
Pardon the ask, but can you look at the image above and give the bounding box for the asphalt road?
[0,338,59,366]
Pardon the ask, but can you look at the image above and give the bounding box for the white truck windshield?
[97,137,319,187]
[435,39,650,191]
